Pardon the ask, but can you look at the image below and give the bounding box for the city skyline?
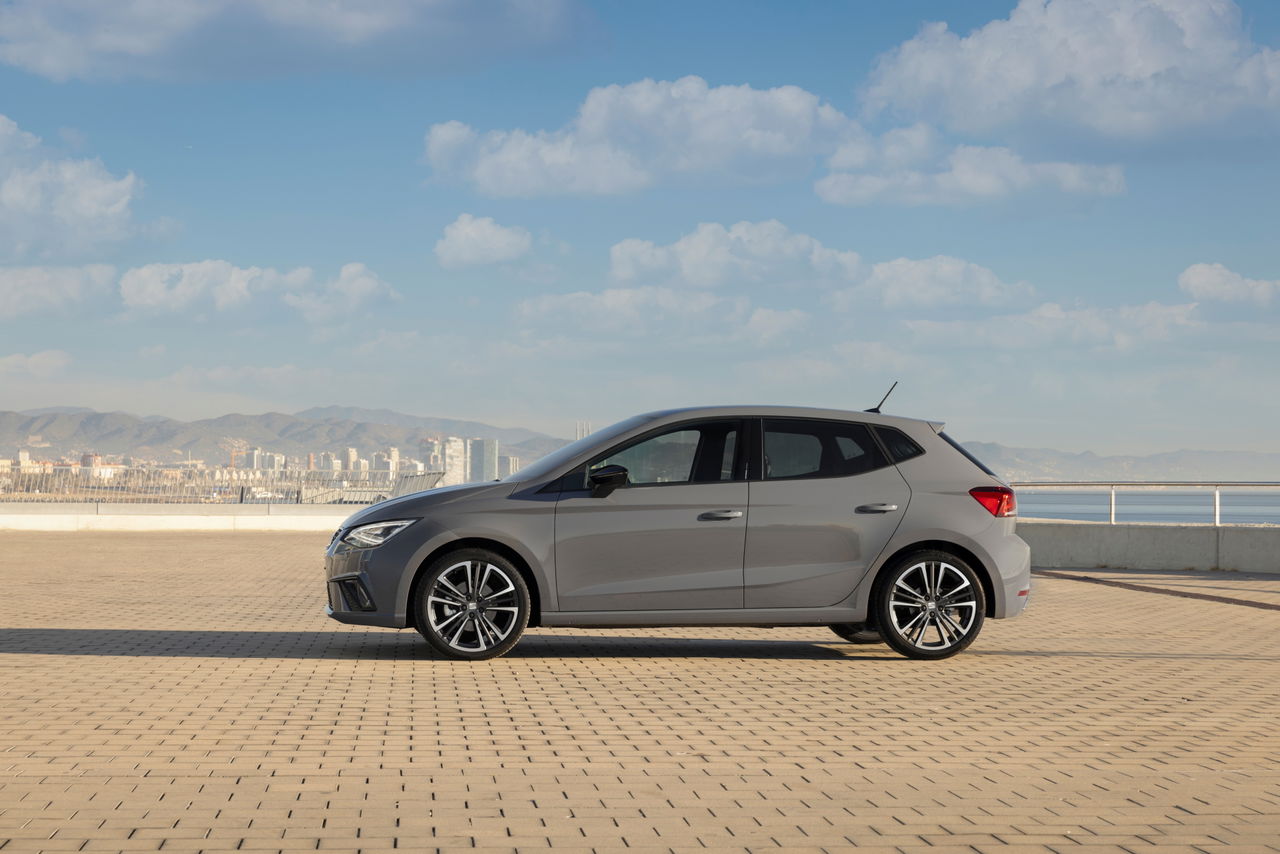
[1,1,1278,455]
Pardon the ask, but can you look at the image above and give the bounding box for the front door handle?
[698,510,743,521]
[856,503,899,513]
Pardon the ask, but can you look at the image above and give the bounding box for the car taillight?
[970,486,1016,517]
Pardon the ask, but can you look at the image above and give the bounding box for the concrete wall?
[0,503,358,532]
[1018,519,1279,574]
[3,506,1276,573]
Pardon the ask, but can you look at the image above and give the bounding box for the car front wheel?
[875,550,985,660]
[414,549,530,660]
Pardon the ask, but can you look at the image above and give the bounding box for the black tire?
[875,549,986,660]
[829,624,884,644]
[414,548,530,660]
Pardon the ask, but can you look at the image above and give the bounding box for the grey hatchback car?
[325,406,1030,660]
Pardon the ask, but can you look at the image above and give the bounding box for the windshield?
[502,414,653,484]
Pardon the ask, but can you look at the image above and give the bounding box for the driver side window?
[576,421,741,489]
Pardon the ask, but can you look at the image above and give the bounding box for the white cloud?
[434,213,532,268]
[865,0,1280,138]
[0,264,115,318]
[426,76,856,196]
[817,145,1124,206]
[519,286,741,334]
[854,256,1034,309]
[0,115,139,258]
[906,301,1200,350]
[0,0,580,81]
[1179,262,1278,305]
[740,307,808,344]
[0,349,71,377]
[610,220,861,288]
[119,260,394,321]
[281,262,396,323]
[425,75,1124,204]
[119,260,309,312]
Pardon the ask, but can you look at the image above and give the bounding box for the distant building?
[468,438,499,482]
[439,437,470,487]
[247,447,263,469]
[388,447,400,474]
[318,452,338,472]
[419,437,443,470]
[344,447,359,471]
[497,455,521,478]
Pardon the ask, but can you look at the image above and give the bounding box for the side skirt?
[539,606,866,628]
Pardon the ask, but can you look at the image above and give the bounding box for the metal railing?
[1011,481,1280,526]
[0,468,445,505]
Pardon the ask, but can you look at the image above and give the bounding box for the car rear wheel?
[414,549,530,660]
[828,624,884,644]
[875,550,985,660]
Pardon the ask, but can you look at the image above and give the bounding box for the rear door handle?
[698,510,743,521]
[856,503,899,513]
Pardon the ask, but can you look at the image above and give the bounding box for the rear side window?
[874,426,925,463]
[763,419,888,480]
[940,432,998,477]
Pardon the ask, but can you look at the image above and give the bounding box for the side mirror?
[588,464,628,498]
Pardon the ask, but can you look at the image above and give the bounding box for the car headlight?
[341,519,416,548]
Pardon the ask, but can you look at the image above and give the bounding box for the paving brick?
[0,532,1278,853]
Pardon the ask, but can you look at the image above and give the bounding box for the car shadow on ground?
[0,628,877,661]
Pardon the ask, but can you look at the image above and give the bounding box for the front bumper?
[324,527,414,629]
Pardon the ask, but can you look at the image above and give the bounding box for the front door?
[555,420,747,612]
[744,418,910,608]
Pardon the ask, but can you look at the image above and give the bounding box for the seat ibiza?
[325,406,1031,660]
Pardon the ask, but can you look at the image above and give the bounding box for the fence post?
[1214,486,1221,526]
[1109,486,1116,525]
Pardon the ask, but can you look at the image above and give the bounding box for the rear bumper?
[991,530,1032,619]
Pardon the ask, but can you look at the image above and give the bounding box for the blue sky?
[1,0,1277,453]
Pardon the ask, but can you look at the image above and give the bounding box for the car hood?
[339,481,514,528]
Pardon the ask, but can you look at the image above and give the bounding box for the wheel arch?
[867,539,996,621]
[406,537,543,628]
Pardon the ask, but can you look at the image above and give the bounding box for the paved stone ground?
[1,532,1277,854]
[1035,568,1280,608]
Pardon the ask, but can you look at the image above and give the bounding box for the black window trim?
[755,416,895,482]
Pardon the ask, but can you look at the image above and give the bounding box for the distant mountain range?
[3,407,1278,481]
[2,408,568,466]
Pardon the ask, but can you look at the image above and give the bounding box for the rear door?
[744,418,910,608]
[554,419,748,611]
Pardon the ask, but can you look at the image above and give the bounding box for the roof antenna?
[866,381,898,414]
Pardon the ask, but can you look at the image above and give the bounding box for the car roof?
[635,405,945,434]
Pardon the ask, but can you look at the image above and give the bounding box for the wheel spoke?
[433,608,466,631]
[473,615,493,649]
[911,616,929,645]
[479,612,506,642]
[438,575,468,601]
[899,609,927,633]
[485,605,520,613]
[478,563,494,596]
[449,615,470,646]
[429,590,466,607]
[893,579,927,603]
[938,611,966,642]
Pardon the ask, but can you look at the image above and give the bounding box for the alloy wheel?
[426,559,522,654]
[886,559,979,653]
